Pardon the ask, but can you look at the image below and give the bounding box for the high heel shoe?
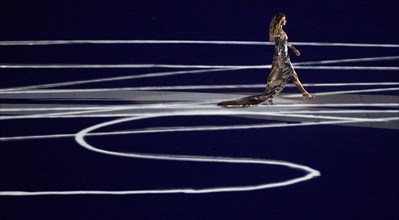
[302,93,314,100]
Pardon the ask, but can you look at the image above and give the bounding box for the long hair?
[269,13,286,42]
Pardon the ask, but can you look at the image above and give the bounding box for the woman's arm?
[288,43,301,56]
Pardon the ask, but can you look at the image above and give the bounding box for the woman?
[218,13,313,107]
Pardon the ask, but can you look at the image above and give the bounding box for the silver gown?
[218,34,298,107]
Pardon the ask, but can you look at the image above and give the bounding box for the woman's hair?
[269,13,286,42]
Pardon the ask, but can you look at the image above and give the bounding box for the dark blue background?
[2,0,399,42]
[1,0,399,219]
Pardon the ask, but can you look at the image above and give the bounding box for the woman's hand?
[294,49,301,57]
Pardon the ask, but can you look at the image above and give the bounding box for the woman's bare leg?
[291,71,314,100]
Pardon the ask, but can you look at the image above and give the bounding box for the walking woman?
[218,13,313,107]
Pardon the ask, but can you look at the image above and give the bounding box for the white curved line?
[1,54,397,93]
[1,169,314,196]
[1,102,398,113]
[0,64,266,69]
[301,82,399,87]
[0,40,398,47]
[2,82,399,94]
[292,42,399,48]
[294,56,399,65]
[0,108,123,121]
[313,87,399,96]
[0,40,271,46]
[284,87,399,97]
[1,106,396,122]
[74,115,321,195]
[10,117,399,142]
[1,109,397,141]
[1,109,398,121]
[0,68,235,92]
[0,113,322,196]
[1,63,398,71]
[1,87,397,118]
[294,66,399,70]
[2,108,397,115]
[4,55,398,72]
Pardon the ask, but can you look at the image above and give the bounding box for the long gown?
[217,33,298,107]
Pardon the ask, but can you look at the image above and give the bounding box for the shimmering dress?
[218,33,298,107]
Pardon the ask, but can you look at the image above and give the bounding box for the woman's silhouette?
[218,13,314,108]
